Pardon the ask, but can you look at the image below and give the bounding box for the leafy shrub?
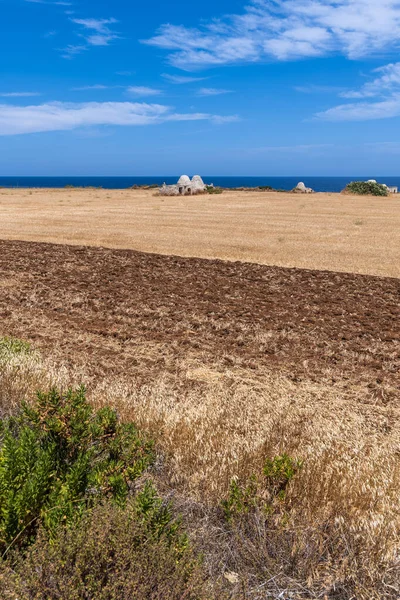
[206,186,223,194]
[344,181,389,196]
[0,386,154,552]
[0,501,211,600]
[263,453,302,498]
[221,454,301,522]
[258,185,273,191]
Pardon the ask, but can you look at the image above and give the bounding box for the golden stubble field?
[1,187,400,277]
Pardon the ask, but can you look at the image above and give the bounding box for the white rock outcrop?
[293,181,314,194]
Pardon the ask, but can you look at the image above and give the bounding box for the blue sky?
[2,0,400,175]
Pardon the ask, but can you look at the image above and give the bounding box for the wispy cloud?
[71,85,111,91]
[248,144,334,153]
[316,96,400,121]
[364,141,400,153]
[295,84,347,94]
[197,87,232,96]
[0,92,41,97]
[0,101,237,135]
[316,62,400,121]
[127,86,162,96]
[61,44,87,59]
[144,0,400,69]
[25,0,72,5]
[71,17,119,46]
[340,63,400,98]
[162,74,207,84]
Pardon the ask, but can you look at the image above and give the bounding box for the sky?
[2,0,400,175]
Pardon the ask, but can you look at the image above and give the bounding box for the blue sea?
[0,176,400,193]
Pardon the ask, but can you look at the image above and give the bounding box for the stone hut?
[159,175,207,196]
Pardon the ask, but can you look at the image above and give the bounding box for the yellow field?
[1,187,400,277]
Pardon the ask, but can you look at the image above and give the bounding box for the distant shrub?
[0,337,32,360]
[221,454,302,522]
[0,501,209,600]
[344,181,389,196]
[0,386,154,553]
[258,185,273,191]
[206,186,223,194]
[64,184,76,189]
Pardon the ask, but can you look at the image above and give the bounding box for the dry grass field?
[1,187,400,277]
[0,238,399,599]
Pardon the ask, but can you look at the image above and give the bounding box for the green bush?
[0,386,154,552]
[221,454,302,522]
[0,502,210,600]
[344,181,389,196]
[0,337,32,360]
[206,186,223,194]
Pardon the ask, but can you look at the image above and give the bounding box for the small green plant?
[344,181,389,197]
[263,453,302,499]
[206,186,223,194]
[0,337,32,360]
[64,184,76,189]
[258,185,273,191]
[221,454,302,522]
[221,476,258,522]
[0,386,154,552]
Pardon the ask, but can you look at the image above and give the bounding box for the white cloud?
[248,143,333,153]
[144,0,400,69]
[0,101,237,135]
[71,17,119,47]
[61,44,87,59]
[316,61,400,120]
[0,92,41,97]
[295,84,347,94]
[72,85,110,91]
[341,63,400,98]
[364,141,400,153]
[197,87,232,96]
[127,86,162,96]
[162,74,207,84]
[25,0,72,4]
[315,96,400,121]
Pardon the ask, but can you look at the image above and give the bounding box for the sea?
[0,176,399,193]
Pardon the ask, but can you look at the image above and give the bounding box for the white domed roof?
[177,175,191,186]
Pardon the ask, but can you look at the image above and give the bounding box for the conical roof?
[177,175,191,186]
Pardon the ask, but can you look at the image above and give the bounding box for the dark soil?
[0,240,399,396]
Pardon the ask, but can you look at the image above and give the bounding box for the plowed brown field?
[0,239,398,393]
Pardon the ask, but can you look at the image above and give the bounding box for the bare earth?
[1,187,399,277]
